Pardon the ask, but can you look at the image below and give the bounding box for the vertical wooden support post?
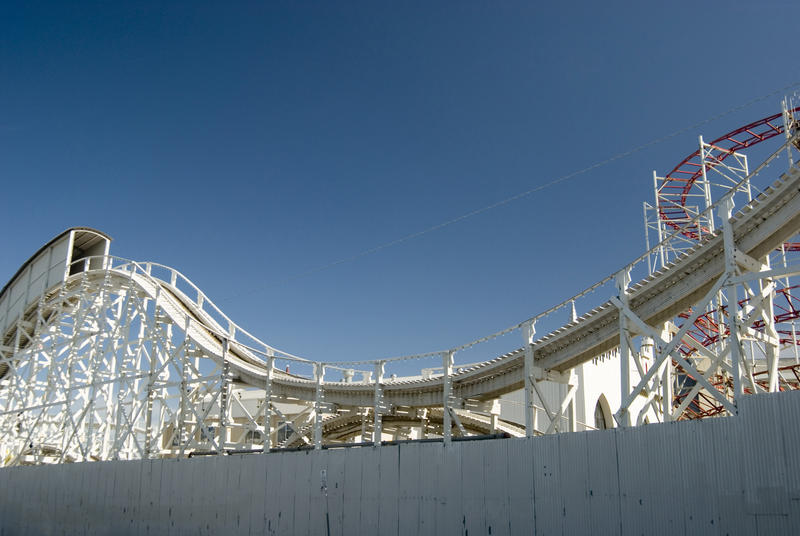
[698,135,716,235]
[263,350,274,452]
[759,256,780,392]
[616,268,632,427]
[442,351,454,445]
[522,321,536,437]
[659,326,673,422]
[720,196,743,405]
[219,338,229,455]
[178,317,190,457]
[373,361,384,446]
[314,363,324,450]
[143,311,159,459]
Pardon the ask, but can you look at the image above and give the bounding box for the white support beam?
[616,268,632,427]
[522,321,536,437]
[373,360,384,446]
[313,363,325,450]
[218,338,230,455]
[720,196,744,403]
[263,351,274,452]
[442,351,454,445]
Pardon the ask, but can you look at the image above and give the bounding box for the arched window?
[245,430,263,443]
[594,395,612,430]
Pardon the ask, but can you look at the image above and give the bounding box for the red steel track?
[657,107,800,418]
[658,106,800,247]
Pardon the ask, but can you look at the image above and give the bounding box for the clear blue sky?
[2,2,799,369]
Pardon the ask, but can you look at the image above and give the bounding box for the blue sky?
[2,2,799,369]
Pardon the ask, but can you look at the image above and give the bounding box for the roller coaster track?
[1,165,798,410]
[2,128,800,463]
[658,106,800,244]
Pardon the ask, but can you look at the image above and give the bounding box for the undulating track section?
[2,121,800,465]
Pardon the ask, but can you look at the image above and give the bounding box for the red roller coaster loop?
[657,106,800,248]
[655,106,800,419]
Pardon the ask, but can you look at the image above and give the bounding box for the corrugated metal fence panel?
[505,437,535,534]
[326,448,348,536]
[483,438,511,536]
[243,453,267,535]
[774,391,800,527]
[4,467,21,535]
[680,419,722,536]
[114,460,139,533]
[417,441,444,536]
[377,444,400,536]
[4,391,800,535]
[437,441,464,534]
[397,441,421,535]
[226,455,247,532]
[740,394,792,515]
[357,446,381,533]
[341,446,365,535]
[647,423,685,534]
[0,467,8,534]
[559,431,591,535]
[263,450,282,534]
[293,450,315,536]
[709,410,755,536]
[531,433,562,534]
[138,458,161,534]
[461,440,487,535]
[615,424,645,536]
[584,429,620,534]
[14,465,33,536]
[274,450,300,535]
[81,459,101,535]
